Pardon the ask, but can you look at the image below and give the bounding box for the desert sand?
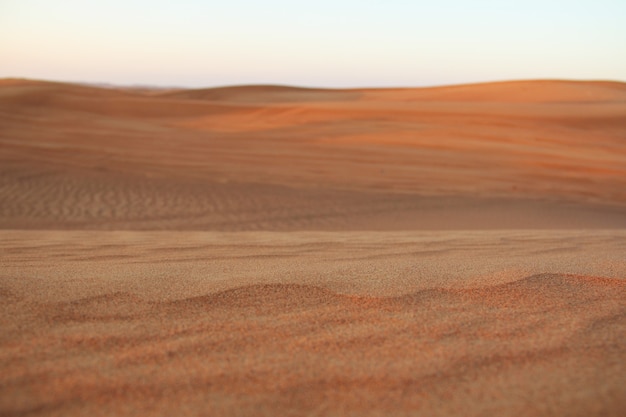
[1,78,625,416]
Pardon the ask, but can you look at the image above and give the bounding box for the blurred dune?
[1,78,625,230]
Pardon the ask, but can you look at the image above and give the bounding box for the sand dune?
[1,79,625,230]
[159,84,362,103]
[1,78,625,416]
[1,231,625,416]
[363,79,626,102]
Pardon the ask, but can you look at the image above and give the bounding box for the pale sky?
[1,0,625,88]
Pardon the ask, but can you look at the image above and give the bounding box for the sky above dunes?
[1,0,625,88]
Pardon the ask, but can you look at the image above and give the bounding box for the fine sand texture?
[1,79,626,416]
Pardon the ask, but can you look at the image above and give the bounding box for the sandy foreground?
[2,230,626,417]
[1,79,626,416]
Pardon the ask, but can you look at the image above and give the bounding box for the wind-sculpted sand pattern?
[1,276,624,416]
[2,165,626,231]
[1,230,626,416]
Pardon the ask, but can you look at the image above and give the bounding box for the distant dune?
[1,78,625,230]
[158,84,362,103]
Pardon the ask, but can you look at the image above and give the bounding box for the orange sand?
[1,79,625,416]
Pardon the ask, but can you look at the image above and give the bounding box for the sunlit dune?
[363,79,626,102]
[1,78,625,416]
[1,78,625,230]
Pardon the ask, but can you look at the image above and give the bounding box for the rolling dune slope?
[1,79,625,229]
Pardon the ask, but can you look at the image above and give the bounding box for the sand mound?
[0,80,245,118]
[457,273,626,305]
[365,79,626,103]
[159,84,362,103]
[166,284,342,311]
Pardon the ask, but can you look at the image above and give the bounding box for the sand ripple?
[1,271,625,416]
